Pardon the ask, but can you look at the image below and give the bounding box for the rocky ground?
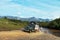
[0,30,60,40]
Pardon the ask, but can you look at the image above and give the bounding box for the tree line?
[39,18,60,30]
[0,16,60,31]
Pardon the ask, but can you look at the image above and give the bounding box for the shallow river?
[39,27,60,37]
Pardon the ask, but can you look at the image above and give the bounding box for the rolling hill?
[0,17,28,31]
[1,16,51,22]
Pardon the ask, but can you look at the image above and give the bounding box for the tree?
[39,22,49,28]
[48,18,60,29]
[4,16,7,19]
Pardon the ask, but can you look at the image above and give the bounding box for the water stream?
[39,27,60,37]
[39,27,51,34]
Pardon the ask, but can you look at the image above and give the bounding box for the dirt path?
[0,30,60,40]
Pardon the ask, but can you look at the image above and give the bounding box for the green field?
[0,18,28,31]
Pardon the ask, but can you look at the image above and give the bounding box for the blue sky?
[0,0,60,19]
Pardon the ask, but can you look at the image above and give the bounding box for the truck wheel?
[29,30,31,33]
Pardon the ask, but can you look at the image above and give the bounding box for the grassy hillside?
[0,18,28,31]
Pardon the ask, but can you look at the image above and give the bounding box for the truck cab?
[23,21,36,33]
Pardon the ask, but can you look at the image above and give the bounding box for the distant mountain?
[0,16,4,18]
[0,16,51,22]
[20,17,51,22]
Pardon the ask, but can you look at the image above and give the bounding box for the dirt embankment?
[0,30,60,40]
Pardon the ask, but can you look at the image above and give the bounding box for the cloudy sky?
[0,0,60,19]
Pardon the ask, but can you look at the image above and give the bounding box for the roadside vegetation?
[0,17,28,31]
[39,18,60,30]
[48,18,60,30]
[0,16,60,31]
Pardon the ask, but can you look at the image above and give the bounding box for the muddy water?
[49,29,60,37]
[40,27,60,37]
[40,27,51,34]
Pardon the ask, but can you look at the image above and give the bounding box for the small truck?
[23,21,40,33]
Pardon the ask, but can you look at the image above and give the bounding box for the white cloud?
[22,6,48,14]
[50,11,60,19]
[36,2,60,10]
[0,0,60,19]
[17,12,21,15]
[0,0,12,4]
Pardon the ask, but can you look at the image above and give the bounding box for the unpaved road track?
[0,30,60,40]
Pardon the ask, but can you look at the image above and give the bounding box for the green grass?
[0,18,28,31]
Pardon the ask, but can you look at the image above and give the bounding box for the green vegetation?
[0,16,60,31]
[48,18,60,29]
[39,22,49,28]
[39,18,60,30]
[0,17,28,31]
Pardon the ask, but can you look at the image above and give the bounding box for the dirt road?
[0,30,60,40]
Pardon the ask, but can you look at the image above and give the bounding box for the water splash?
[40,27,51,34]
